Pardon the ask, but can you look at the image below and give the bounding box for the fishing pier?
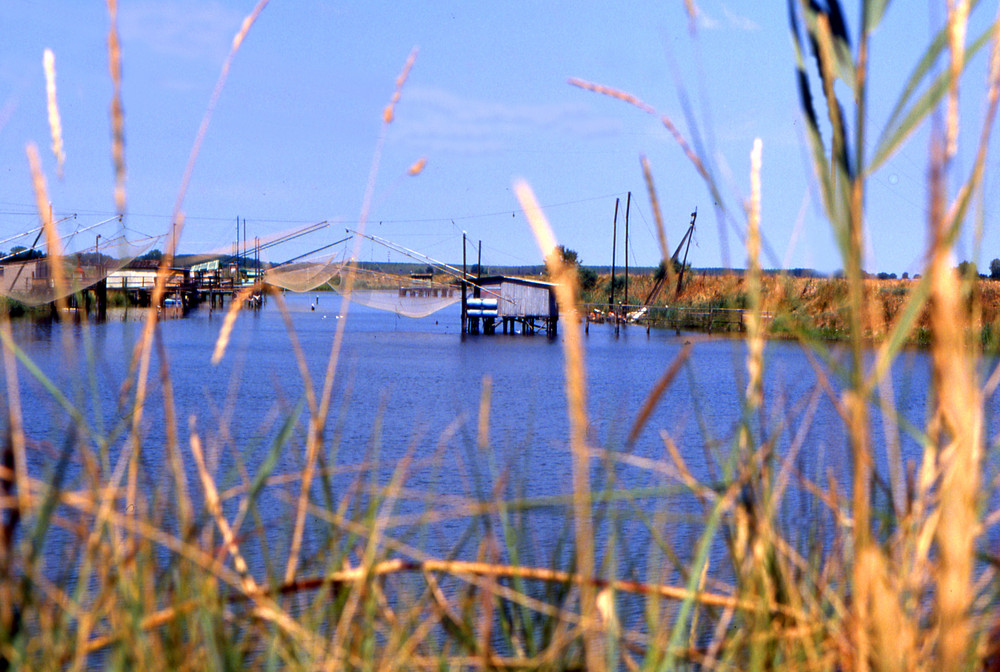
[104,259,263,311]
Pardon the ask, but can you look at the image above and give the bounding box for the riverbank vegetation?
[576,270,1000,345]
[2,1,1000,671]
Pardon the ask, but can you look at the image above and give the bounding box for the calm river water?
[6,291,999,586]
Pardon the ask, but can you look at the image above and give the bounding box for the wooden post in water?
[476,240,485,334]
[461,232,467,336]
[96,279,107,321]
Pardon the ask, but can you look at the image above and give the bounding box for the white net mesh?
[0,227,162,307]
[263,254,346,293]
[330,267,460,318]
[253,222,354,293]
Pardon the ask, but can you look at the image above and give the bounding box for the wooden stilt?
[97,279,107,321]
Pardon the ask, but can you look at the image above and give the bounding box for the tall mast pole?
[677,208,697,295]
[624,191,631,309]
[476,240,482,297]
[610,197,619,313]
[461,232,467,335]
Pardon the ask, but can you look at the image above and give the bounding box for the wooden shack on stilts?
[462,275,558,337]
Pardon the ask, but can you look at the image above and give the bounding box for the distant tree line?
[955,259,1000,279]
[1,246,45,261]
[911,259,1000,279]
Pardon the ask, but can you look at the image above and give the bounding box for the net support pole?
[624,190,631,310]
[476,240,482,298]
[461,232,467,336]
[610,197,619,315]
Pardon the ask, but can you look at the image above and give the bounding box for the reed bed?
[582,272,1000,344]
[2,1,1000,670]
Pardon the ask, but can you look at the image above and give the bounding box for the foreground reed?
[2,1,1000,670]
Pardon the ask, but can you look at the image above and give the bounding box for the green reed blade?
[659,488,731,671]
[0,330,94,441]
[871,8,993,174]
[862,0,892,35]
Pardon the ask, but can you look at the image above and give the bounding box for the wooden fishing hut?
[463,275,558,337]
[106,260,188,306]
[0,255,53,298]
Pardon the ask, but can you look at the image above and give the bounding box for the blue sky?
[1,1,998,275]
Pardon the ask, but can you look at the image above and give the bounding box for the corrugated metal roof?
[475,275,557,290]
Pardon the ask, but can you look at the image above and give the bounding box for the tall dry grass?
[0,1,999,670]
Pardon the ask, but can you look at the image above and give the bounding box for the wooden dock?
[92,266,264,318]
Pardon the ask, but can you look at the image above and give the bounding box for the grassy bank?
[578,271,1000,345]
